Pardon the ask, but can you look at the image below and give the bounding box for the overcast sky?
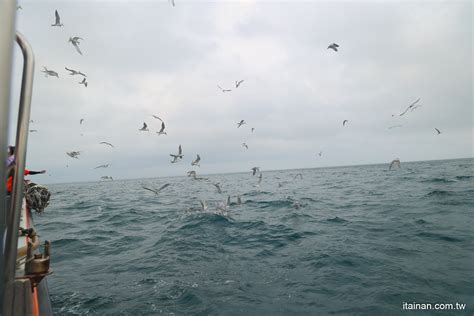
[8,0,473,184]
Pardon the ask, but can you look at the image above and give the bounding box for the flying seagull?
[100,142,114,148]
[435,128,441,135]
[17,5,22,10]
[217,85,232,93]
[187,170,207,180]
[29,130,38,133]
[66,151,80,159]
[213,183,222,194]
[142,183,170,195]
[69,37,83,55]
[65,67,86,77]
[251,127,255,133]
[200,200,208,211]
[151,115,163,121]
[251,167,260,176]
[399,98,421,116]
[101,176,113,180]
[318,151,323,157]
[237,195,242,205]
[139,122,149,131]
[327,43,339,52]
[80,118,84,125]
[343,120,348,126]
[389,158,401,170]
[94,164,110,169]
[51,10,63,27]
[242,143,248,150]
[42,67,59,78]
[294,173,303,180]
[169,0,175,6]
[157,121,167,135]
[237,120,246,128]
[79,77,88,87]
[235,80,244,88]
[191,154,201,167]
[170,145,183,163]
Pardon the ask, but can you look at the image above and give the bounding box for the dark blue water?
[35,158,474,315]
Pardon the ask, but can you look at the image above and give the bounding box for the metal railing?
[1,0,37,312]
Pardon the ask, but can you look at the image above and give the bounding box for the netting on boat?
[25,182,51,214]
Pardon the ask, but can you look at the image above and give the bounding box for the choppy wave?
[34,158,474,315]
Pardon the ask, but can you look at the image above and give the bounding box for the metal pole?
[3,31,35,315]
[0,0,17,313]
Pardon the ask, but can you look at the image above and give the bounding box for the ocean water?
[34,158,473,315]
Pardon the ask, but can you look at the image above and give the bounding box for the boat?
[1,1,54,314]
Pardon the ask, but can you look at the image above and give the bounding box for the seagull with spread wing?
[327,43,339,52]
[399,98,421,116]
[51,10,63,27]
[79,77,88,87]
[94,164,110,169]
[100,142,114,148]
[65,67,86,77]
[170,145,183,163]
[157,121,167,135]
[42,67,59,78]
[389,158,401,170]
[435,128,441,135]
[191,154,201,167]
[69,36,84,55]
[237,120,246,128]
[217,85,232,92]
[235,80,244,88]
[139,122,149,131]
[142,183,170,195]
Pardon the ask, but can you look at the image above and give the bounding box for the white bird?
[66,151,80,159]
[187,171,207,180]
[389,158,401,170]
[94,164,109,169]
[151,115,163,121]
[435,128,441,135]
[251,167,259,176]
[242,143,248,150]
[217,85,232,92]
[237,120,246,128]
[139,122,149,131]
[42,67,59,78]
[65,67,86,77]
[17,5,22,10]
[213,183,222,194]
[101,176,114,180]
[157,121,167,135]
[318,151,323,157]
[100,142,114,148]
[327,43,339,52]
[343,120,348,126]
[235,80,244,88]
[80,118,84,125]
[200,200,208,211]
[79,77,88,87]
[251,127,255,133]
[69,37,83,55]
[142,183,170,195]
[169,0,175,6]
[399,98,421,116]
[170,145,183,163]
[294,173,303,180]
[191,154,201,167]
[51,10,63,27]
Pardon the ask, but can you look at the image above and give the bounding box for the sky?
[7,0,473,184]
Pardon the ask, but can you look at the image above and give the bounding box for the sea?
[34,158,474,315]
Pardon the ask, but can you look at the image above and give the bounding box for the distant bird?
[343,120,348,126]
[187,170,207,180]
[200,200,208,211]
[170,145,183,163]
[29,130,38,133]
[30,120,34,123]
[69,37,83,55]
[17,5,22,10]
[139,122,149,131]
[389,158,401,170]
[251,127,255,133]
[251,167,260,176]
[399,98,421,116]
[94,164,109,169]
[388,125,403,129]
[318,151,323,157]
[237,120,246,128]
[217,85,232,93]
[168,0,175,6]
[213,183,222,194]
[237,195,242,205]
[65,67,86,77]
[80,118,84,124]
[235,80,244,88]
[101,176,113,180]
[242,143,248,150]
[79,77,88,87]
[142,183,170,195]
[42,67,59,78]
[51,10,63,27]
[294,173,303,180]
[100,142,114,148]
[327,43,339,52]
[151,115,163,121]
[157,121,167,135]
[66,151,80,159]
[435,128,441,135]
[191,154,201,167]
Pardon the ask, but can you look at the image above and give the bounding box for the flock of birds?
[22,7,445,213]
